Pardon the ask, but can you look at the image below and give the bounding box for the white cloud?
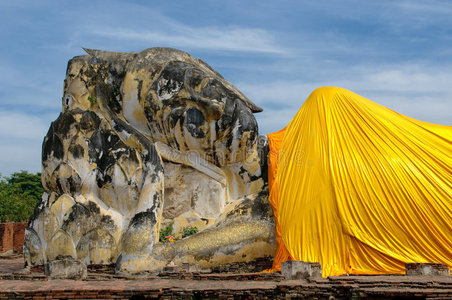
[0,110,55,176]
[241,63,452,134]
[89,26,287,55]
[255,108,298,135]
[238,81,315,108]
[396,0,452,17]
[371,0,452,36]
[0,145,42,177]
[72,7,288,55]
[0,111,50,139]
[2,0,452,175]
[0,60,64,109]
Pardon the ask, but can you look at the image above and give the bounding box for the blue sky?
[1,0,451,176]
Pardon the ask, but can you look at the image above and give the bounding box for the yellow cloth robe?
[267,87,452,277]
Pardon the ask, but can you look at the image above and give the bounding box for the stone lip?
[45,257,87,280]
[406,263,450,276]
[281,260,322,279]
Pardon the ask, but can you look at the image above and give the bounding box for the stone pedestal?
[406,263,450,276]
[181,263,201,272]
[163,264,182,273]
[45,258,87,280]
[281,260,322,279]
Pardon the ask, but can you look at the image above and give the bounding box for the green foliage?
[88,95,97,104]
[159,223,174,242]
[0,171,42,222]
[6,171,43,203]
[158,224,199,242]
[182,226,199,238]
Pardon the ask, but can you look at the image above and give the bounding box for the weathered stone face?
[25,47,274,273]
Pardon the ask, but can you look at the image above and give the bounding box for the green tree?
[6,171,43,203]
[0,171,43,222]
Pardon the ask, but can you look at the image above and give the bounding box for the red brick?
[13,222,27,252]
[0,222,27,253]
[0,223,14,252]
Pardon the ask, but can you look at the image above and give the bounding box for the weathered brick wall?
[211,257,273,273]
[1,264,452,300]
[0,223,13,252]
[1,283,452,299]
[0,222,27,253]
[12,223,26,252]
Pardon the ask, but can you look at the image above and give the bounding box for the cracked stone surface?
[24,47,275,273]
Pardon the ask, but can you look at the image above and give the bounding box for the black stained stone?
[185,107,205,127]
[42,134,64,162]
[68,144,84,159]
[184,107,206,139]
[80,111,101,131]
[62,203,91,230]
[53,112,78,138]
[154,61,187,99]
[168,107,185,128]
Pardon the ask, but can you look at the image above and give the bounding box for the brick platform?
[1,275,451,299]
[1,257,452,299]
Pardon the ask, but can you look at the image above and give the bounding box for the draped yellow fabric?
[267,87,452,277]
[266,128,292,270]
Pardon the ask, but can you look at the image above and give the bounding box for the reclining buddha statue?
[25,47,452,278]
